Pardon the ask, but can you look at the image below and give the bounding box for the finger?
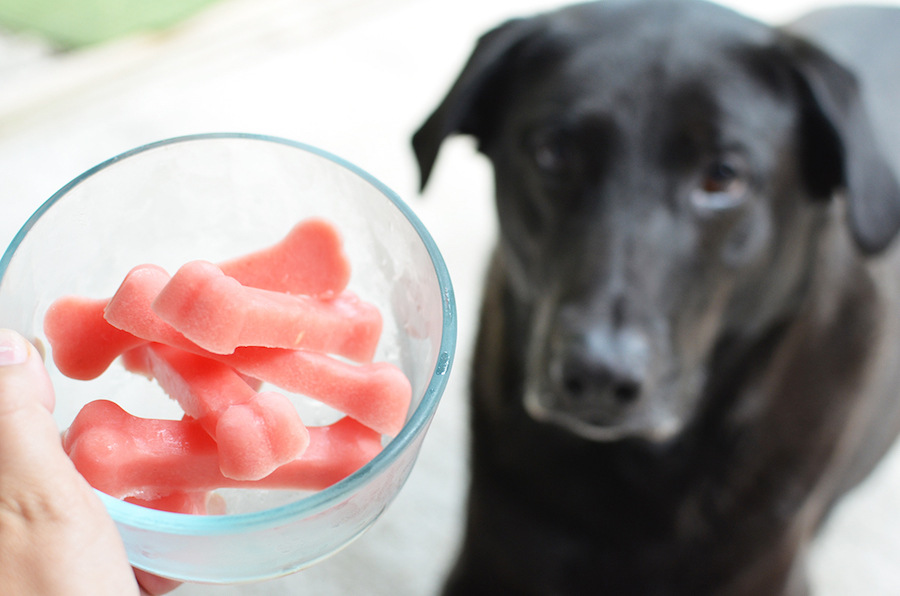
[0,329,67,482]
[0,328,54,411]
[0,329,142,595]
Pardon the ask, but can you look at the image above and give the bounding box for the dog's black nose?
[551,328,649,413]
[558,350,643,404]
[562,365,642,405]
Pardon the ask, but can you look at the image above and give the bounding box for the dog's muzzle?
[524,323,688,443]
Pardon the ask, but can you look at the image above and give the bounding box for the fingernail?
[0,329,29,366]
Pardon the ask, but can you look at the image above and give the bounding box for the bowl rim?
[0,132,458,535]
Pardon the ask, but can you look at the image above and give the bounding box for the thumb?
[0,329,144,596]
[0,328,54,411]
[0,328,65,480]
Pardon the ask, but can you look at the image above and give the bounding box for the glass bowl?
[0,133,456,583]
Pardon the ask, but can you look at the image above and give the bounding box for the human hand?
[0,329,180,595]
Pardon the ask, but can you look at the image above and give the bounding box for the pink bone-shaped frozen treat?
[151,259,382,360]
[103,265,411,437]
[64,400,384,500]
[218,217,351,297]
[122,343,310,481]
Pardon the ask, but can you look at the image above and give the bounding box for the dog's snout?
[550,326,650,414]
[559,349,642,405]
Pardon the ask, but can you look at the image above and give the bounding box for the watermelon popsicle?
[43,213,418,517]
[43,217,354,379]
[103,264,411,437]
[64,400,384,500]
[151,260,382,360]
[122,343,310,481]
[43,296,147,380]
[219,217,351,297]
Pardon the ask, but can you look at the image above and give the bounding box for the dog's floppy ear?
[780,35,900,254]
[412,17,545,191]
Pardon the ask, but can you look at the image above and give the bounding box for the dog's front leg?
[441,252,551,596]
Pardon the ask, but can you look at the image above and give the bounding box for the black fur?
[414,2,900,595]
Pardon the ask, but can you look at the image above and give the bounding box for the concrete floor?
[0,0,898,594]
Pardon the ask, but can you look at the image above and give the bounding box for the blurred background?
[0,0,898,594]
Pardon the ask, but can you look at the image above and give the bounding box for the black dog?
[413,1,900,594]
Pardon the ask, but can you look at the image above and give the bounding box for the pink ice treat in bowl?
[0,134,456,584]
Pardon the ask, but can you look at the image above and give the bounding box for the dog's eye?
[533,139,567,175]
[691,160,748,211]
[703,162,738,193]
[525,126,572,177]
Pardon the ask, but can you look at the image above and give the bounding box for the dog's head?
[413,0,900,443]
